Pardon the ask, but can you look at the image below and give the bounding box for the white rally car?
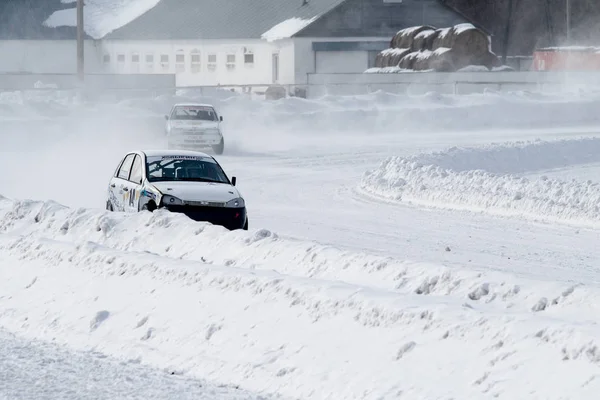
[164,103,225,154]
[106,149,248,230]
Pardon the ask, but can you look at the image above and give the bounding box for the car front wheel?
[212,138,224,155]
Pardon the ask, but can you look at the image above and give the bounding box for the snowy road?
[0,330,272,400]
[3,90,600,399]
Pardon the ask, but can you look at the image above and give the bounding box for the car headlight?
[225,197,245,208]
[161,195,184,206]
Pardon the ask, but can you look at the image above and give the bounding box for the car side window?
[117,154,135,180]
[129,155,143,184]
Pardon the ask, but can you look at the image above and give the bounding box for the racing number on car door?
[128,188,137,208]
[114,154,135,212]
[127,155,144,212]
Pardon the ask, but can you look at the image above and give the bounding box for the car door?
[110,153,135,212]
[124,154,144,212]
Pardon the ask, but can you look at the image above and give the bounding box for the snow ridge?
[360,137,600,226]
[2,195,600,399]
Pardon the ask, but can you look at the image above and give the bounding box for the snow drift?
[2,195,600,399]
[360,137,600,226]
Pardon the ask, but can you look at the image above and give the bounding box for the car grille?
[184,200,225,207]
[164,204,246,230]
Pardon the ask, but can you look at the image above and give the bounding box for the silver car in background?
[164,103,225,154]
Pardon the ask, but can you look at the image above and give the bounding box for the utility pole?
[502,0,515,64]
[77,0,84,82]
[566,0,571,44]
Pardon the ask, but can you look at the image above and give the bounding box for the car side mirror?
[231,176,236,186]
[220,116,223,121]
[164,115,169,120]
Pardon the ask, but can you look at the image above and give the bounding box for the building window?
[207,54,217,71]
[175,51,185,73]
[160,54,169,72]
[103,54,110,64]
[226,54,236,70]
[190,50,201,73]
[244,53,254,65]
[131,52,140,73]
[117,53,125,72]
[145,54,154,71]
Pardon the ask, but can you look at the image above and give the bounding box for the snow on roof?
[42,0,161,39]
[261,16,318,42]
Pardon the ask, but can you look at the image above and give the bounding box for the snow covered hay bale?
[398,52,420,70]
[451,23,490,58]
[476,50,502,69]
[428,48,457,72]
[432,27,454,49]
[413,29,439,51]
[376,48,411,67]
[391,25,436,49]
[412,50,434,70]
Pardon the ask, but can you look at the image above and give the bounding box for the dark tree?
[443,0,600,56]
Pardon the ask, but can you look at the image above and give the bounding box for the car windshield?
[170,105,218,121]
[146,155,230,184]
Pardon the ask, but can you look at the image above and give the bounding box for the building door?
[272,53,279,83]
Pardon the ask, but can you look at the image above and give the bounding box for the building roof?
[0,0,483,42]
[295,0,481,39]
[0,0,91,40]
[104,0,347,40]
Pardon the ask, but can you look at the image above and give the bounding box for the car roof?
[140,149,213,158]
[171,103,215,108]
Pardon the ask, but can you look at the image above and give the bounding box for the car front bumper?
[168,130,222,148]
[163,204,246,230]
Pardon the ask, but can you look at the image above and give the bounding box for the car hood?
[149,181,240,203]
[169,120,219,129]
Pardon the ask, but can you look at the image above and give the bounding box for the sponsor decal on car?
[161,155,207,160]
[141,189,157,200]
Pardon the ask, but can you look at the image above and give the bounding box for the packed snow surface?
[43,0,161,39]
[3,88,600,398]
[261,17,317,42]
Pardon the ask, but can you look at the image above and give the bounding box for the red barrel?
[532,47,600,71]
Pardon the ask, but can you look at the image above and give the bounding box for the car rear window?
[170,106,217,121]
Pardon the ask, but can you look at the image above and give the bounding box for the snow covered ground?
[0,329,271,400]
[2,88,600,399]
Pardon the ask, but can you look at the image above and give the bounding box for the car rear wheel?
[212,138,224,155]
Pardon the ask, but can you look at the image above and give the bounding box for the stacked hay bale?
[372,23,502,72]
[376,48,412,68]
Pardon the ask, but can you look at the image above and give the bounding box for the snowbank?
[1,196,600,399]
[360,137,600,226]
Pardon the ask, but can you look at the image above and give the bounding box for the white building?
[0,0,475,87]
